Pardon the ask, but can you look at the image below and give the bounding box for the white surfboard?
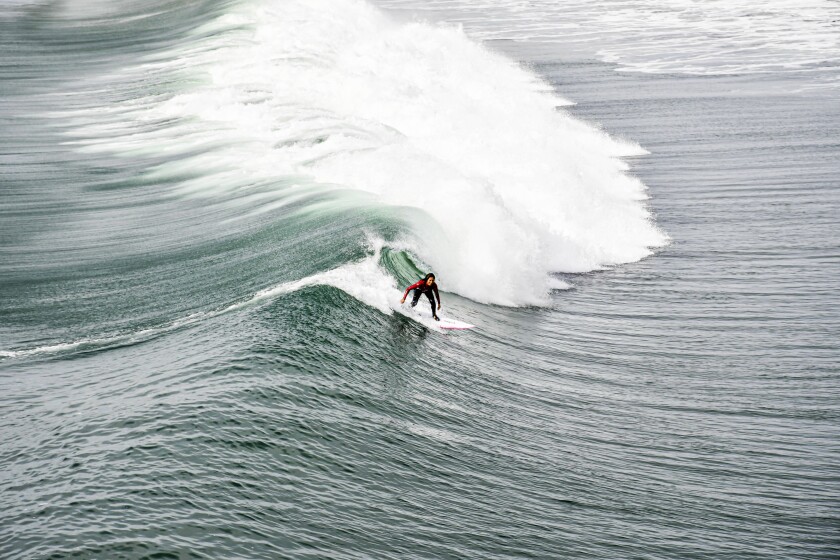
[400,303,475,330]
[437,318,476,331]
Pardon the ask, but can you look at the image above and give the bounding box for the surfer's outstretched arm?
[433,284,440,310]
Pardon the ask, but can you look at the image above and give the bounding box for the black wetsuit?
[403,279,440,317]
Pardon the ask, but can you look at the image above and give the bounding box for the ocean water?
[1,0,839,558]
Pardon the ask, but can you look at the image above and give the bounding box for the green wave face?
[379,247,425,288]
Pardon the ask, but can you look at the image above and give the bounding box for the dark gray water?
[2,0,839,558]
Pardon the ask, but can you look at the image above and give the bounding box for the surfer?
[401,273,441,321]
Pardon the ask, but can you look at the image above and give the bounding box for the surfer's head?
[424,273,436,286]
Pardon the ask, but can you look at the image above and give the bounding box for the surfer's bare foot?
[434,315,440,321]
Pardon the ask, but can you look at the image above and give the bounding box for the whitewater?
[56,0,666,308]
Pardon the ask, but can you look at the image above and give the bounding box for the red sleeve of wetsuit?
[403,280,423,299]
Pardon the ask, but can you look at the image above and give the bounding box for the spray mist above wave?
[59,0,666,306]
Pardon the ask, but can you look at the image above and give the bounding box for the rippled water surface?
[2,0,839,558]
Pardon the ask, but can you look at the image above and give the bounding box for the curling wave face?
[56,0,666,306]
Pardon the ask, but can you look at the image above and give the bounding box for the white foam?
[54,0,668,306]
[249,248,399,316]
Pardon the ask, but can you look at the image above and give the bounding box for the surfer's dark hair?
[424,272,435,281]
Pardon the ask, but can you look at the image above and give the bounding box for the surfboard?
[438,319,476,331]
[402,304,475,330]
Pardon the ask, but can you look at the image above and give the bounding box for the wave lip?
[54,0,667,306]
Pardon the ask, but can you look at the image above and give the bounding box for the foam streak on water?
[377,0,840,86]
